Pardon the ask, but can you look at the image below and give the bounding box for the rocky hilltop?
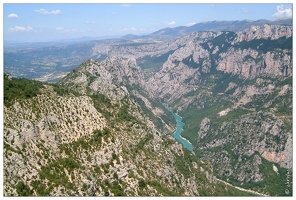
[59,57,175,135]
[4,69,253,196]
[59,57,144,99]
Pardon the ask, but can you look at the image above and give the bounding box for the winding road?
[216,178,269,196]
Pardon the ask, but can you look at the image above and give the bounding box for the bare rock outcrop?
[217,48,292,78]
[148,24,292,105]
[198,118,211,139]
[233,24,292,42]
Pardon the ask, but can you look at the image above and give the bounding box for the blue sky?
[3,2,293,42]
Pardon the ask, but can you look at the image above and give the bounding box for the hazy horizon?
[3,3,293,43]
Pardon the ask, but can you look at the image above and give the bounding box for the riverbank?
[179,134,192,146]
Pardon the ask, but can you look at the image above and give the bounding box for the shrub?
[4,74,44,107]
[16,181,33,196]
[138,179,146,188]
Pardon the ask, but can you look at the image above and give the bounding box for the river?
[164,104,193,151]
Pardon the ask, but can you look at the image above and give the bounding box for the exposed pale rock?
[218,108,231,117]
[198,118,211,139]
[148,24,292,107]
[273,164,279,174]
[233,24,292,43]
[278,84,290,96]
[225,82,237,92]
[60,57,145,100]
[216,48,292,78]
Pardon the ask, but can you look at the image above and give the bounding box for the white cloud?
[35,8,62,15]
[272,4,292,18]
[52,10,62,15]
[120,27,139,32]
[166,21,176,26]
[8,13,19,19]
[121,4,130,7]
[8,26,33,32]
[56,27,64,31]
[186,22,196,27]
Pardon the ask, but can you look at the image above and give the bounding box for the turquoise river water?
[164,104,193,151]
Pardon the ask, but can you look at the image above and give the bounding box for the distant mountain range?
[122,18,292,41]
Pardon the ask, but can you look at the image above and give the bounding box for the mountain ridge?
[122,18,292,41]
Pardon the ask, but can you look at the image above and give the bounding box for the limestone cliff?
[59,57,143,99]
[216,47,292,78]
[147,24,292,105]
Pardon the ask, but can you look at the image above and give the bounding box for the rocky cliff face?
[59,57,175,135]
[147,24,292,105]
[233,24,292,42]
[4,74,246,196]
[59,57,144,99]
[216,48,292,78]
[145,24,292,195]
[92,31,217,60]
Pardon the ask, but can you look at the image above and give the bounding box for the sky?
[2,1,293,43]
